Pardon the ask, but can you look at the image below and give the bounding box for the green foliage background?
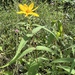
[0,0,75,75]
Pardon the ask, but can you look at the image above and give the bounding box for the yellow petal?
[17,11,26,14]
[29,3,34,10]
[19,4,26,11]
[29,12,39,17]
[24,4,28,9]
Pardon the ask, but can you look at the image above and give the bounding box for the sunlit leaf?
[35,57,48,64]
[36,46,57,55]
[0,46,3,51]
[0,37,28,68]
[32,26,42,34]
[26,34,33,37]
[69,59,75,75]
[18,47,35,59]
[16,37,28,57]
[17,22,26,25]
[71,46,75,56]
[58,21,63,32]
[52,58,74,63]
[3,71,13,75]
[57,66,75,74]
[56,32,61,37]
[43,27,57,40]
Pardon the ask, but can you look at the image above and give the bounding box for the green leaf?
[32,26,42,34]
[69,59,75,75]
[56,32,61,37]
[42,27,57,40]
[35,57,48,64]
[57,21,63,33]
[18,47,35,59]
[3,71,13,75]
[57,66,75,74]
[32,24,57,40]
[52,58,74,63]
[47,33,56,44]
[0,37,28,68]
[28,57,48,75]
[17,22,26,25]
[26,34,33,37]
[15,37,28,57]
[32,24,41,27]
[0,46,3,51]
[28,61,39,75]
[36,46,57,55]
[36,73,41,75]
[72,46,75,56]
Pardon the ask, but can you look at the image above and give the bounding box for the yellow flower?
[17,3,39,17]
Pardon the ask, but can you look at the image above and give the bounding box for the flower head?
[14,29,19,33]
[17,3,39,17]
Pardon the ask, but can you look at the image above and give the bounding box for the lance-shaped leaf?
[0,37,28,68]
[18,47,35,59]
[36,46,57,55]
[52,58,74,63]
[28,57,48,75]
[32,26,43,34]
[57,66,75,74]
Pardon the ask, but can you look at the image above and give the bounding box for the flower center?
[26,9,30,13]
